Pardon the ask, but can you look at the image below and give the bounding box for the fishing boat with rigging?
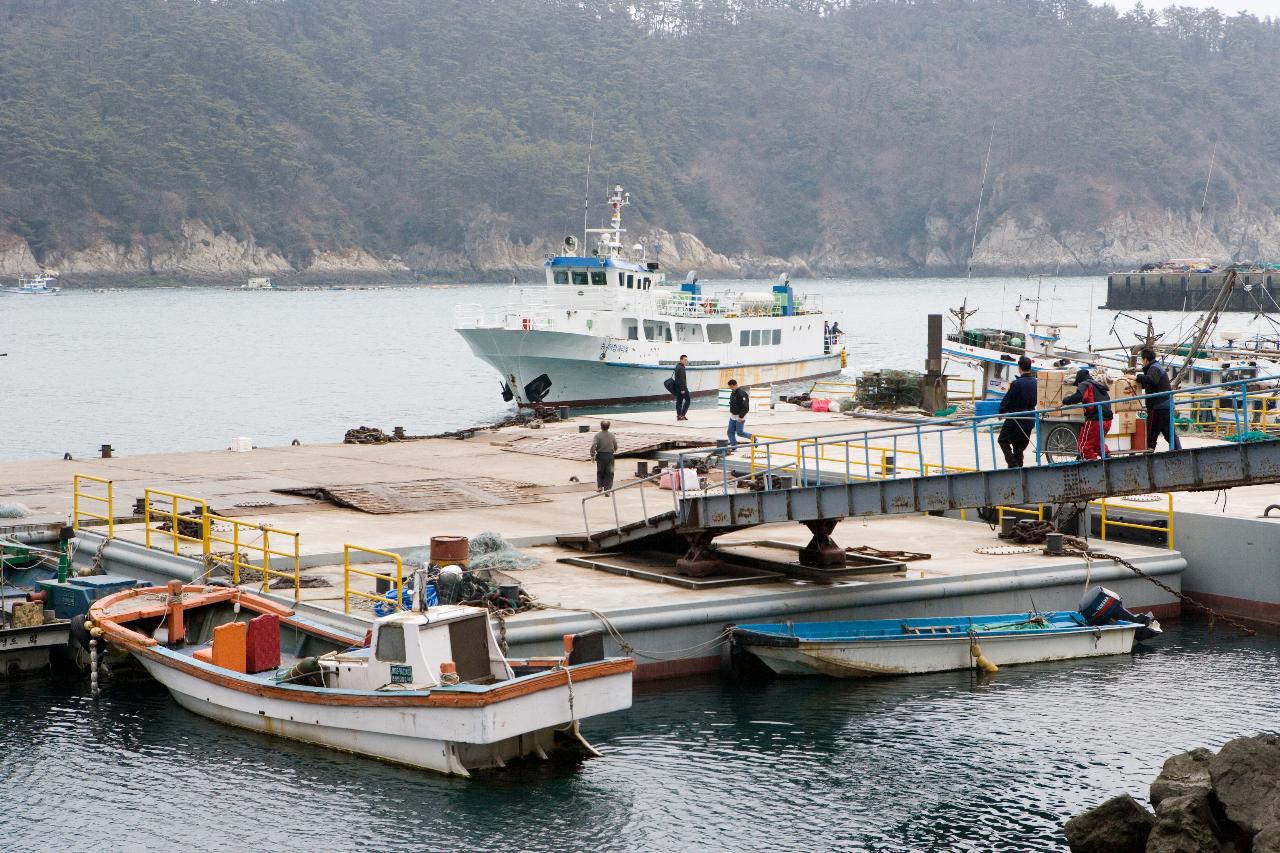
[2,273,60,295]
[454,185,845,406]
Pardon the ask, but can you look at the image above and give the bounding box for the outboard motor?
[1080,585,1163,641]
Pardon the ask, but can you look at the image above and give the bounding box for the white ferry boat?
[454,186,844,406]
[2,273,60,295]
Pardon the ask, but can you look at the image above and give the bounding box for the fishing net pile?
[468,530,540,571]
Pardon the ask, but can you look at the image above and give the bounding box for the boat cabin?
[324,607,514,691]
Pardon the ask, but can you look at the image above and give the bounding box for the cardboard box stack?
[1110,374,1143,435]
[1036,369,1071,409]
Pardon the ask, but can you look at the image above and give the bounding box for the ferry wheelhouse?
[454,186,844,406]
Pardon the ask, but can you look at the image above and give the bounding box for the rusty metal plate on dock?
[497,432,706,462]
[558,553,784,589]
[277,478,549,514]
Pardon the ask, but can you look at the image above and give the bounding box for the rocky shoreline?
[1066,735,1280,852]
[7,206,1280,284]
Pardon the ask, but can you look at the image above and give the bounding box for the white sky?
[1096,0,1280,15]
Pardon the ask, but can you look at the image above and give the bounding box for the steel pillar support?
[798,518,845,567]
[676,530,722,578]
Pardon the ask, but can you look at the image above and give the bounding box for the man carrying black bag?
[666,354,691,421]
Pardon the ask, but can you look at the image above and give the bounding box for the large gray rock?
[1144,791,1233,853]
[1211,736,1280,836]
[1065,794,1154,853]
[1254,824,1280,853]
[1151,748,1215,808]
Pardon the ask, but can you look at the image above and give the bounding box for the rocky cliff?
[2,209,1274,284]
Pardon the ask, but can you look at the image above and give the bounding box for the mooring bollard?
[393,426,405,440]
[636,460,649,477]
[100,444,112,459]
[999,516,1017,538]
[1045,532,1064,555]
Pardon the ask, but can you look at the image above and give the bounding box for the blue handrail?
[675,374,1279,498]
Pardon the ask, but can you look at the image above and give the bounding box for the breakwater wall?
[1106,271,1279,311]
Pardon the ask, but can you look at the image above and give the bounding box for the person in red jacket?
[1062,368,1113,460]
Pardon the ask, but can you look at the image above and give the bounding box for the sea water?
[0,621,1276,851]
[1,275,1263,461]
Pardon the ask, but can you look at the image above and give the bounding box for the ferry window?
[375,624,406,662]
[740,330,750,347]
[627,274,635,288]
[572,271,589,286]
[644,320,671,341]
[772,329,781,345]
[643,277,651,290]
[554,271,569,285]
[591,271,607,286]
[750,329,762,346]
[707,324,732,344]
[675,323,704,343]
[618,273,627,287]
[623,318,639,340]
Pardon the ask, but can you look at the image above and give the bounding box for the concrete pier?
[2,403,1225,681]
[1105,269,1279,311]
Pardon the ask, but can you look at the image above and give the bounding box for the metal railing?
[1094,493,1175,549]
[207,515,301,600]
[947,377,980,402]
[577,375,1278,539]
[72,474,114,538]
[997,504,1044,526]
[343,544,404,615]
[144,488,209,557]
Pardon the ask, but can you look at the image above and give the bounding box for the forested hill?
[3,0,1280,280]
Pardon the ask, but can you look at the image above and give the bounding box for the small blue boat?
[733,597,1155,679]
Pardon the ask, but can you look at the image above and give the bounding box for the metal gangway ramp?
[574,376,1280,573]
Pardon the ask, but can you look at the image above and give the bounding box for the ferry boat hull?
[458,327,843,406]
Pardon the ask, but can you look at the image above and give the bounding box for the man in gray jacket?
[590,421,618,491]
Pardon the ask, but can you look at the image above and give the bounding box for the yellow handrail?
[997,504,1044,526]
[72,474,114,538]
[207,514,301,600]
[143,488,209,556]
[1096,493,1174,550]
[946,377,979,402]
[343,544,404,615]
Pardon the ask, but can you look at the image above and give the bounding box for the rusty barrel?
[430,535,469,567]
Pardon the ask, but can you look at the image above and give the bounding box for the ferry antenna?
[582,111,596,252]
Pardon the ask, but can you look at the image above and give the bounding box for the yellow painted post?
[343,545,352,615]
[106,480,114,538]
[144,493,152,549]
[292,533,301,602]
[232,521,241,585]
[1100,498,1109,542]
[73,478,80,531]
[261,527,271,594]
[1166,493,1174,551]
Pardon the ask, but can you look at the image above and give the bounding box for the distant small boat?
[2,273,60,295]
[732,607,1149,678]
[89,584,635,775]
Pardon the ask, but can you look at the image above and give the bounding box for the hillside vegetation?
[1,0,1279,276]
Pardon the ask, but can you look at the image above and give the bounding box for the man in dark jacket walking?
[1133,347,1179,451]
[1062,368,1113,460]
[673,354,691,421]
[726,379,753,450]
[997,356,1037,468]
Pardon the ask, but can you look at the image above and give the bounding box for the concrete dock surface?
[6,403,1278,677]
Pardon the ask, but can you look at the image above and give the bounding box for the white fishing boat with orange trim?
[88,582,634,776]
